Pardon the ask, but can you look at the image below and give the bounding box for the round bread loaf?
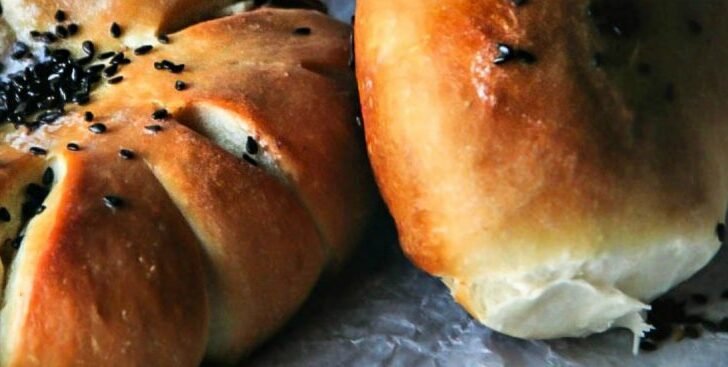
[0,1,376,365]
[355,0,728,345]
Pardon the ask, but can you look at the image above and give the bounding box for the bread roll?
[355,0,728,345]
[0,1,375,365]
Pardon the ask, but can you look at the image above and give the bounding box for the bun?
[0,2,375,365]
[355,0,727,345]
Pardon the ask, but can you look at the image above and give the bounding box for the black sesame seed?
[158,34,170,44]
[11,42,29,59]
[243,154,258,166]
[73,94,91,105]
[348,30,355,69]
[170,63,185,73]
[103,64,118,77]
[0,207,11,222]
[493,43,536,65]
[639,340,658,352]
[134,45,153,55]
[109,52,126,65]
[89,123,107,134]
[55,25,69,38]
[119,148,135,160]
[54,10,66,22]
[29,147,48,156]
[717,223,725,242]
[82,40,95,56]
[84,111,94,122]
[107,75,124,84]
[293,27,311,35]
[174,80,187,91]
[245,136,259,155]
[144,124,162,133]
[41,32,58,44]
[67,23,79,35]
[11,236,23,249]
[152,108,168,120]
[97,51,115,60]
[110,22,122,38]
[42,167,54,186]
[66,142,80,151]
[103,195,124,209]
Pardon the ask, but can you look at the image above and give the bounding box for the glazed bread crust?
[0,1,375,365]
[356,0,727,340]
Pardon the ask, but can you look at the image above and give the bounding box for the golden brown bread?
[0,1,375,365]
[356,0,727,342]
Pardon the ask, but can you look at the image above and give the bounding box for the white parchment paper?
[247,1,728,366]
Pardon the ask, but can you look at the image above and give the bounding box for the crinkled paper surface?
[247,1,728,366]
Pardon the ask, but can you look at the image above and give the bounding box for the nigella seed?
[110,22,122,38]
[103,195,124,209]
[54,9,66,22]
[84,111,94,122]
[42,167,54,186]
[293,27,311,35]
[82,40,95,56]
[29,147,48,156]
[245,136,259,155]
[97,51,115,60]
[0,207,10,222]
[67,23,79,35]
[66,142,80,151]
[175,80,187,91]
[152,108,169,120]
[158,34,170,44]
[134,45,153,55]
[144,124,162,133]
[119,149,135,160]
[107,75,124,84]
[89,123,107,134]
